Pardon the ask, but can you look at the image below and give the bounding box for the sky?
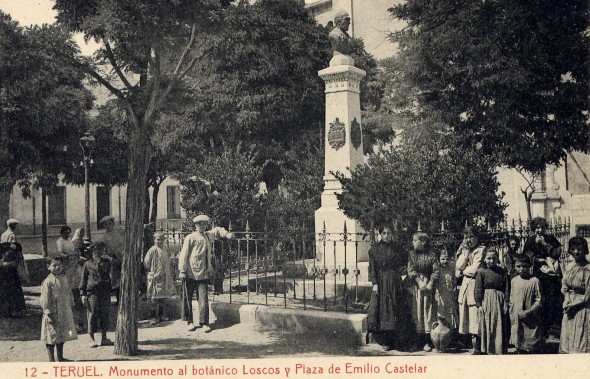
[0,0,100,55]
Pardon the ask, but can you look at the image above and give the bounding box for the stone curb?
[211,302,366,347]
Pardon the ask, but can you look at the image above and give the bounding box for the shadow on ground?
[0,307,43,341]
[134,323,359,361]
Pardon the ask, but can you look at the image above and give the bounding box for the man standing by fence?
[178,215,234,332]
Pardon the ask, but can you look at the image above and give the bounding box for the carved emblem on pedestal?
[328,118,346,151]
[350,117,361,149]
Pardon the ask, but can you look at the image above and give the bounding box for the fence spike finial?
[417,220,422,232]
[464,220,469,228]
[245,219,250,231]
[228,220,233,232]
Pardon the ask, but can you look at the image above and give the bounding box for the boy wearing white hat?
[178,215,233,332]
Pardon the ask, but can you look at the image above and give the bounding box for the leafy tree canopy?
[0,12,92,196]
[388,0,590,173]
[336,113,507,233]
[174,0,380,151]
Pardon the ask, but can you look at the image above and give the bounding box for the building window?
[306,0,332,18]
[167,186,181,219]
[48,186,66,225]
[533,171,547,193]
[96,186,111,229]
[577,225,590,238]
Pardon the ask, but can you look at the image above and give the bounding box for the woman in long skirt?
[368,226,415,351]
[0,242,27,318]
[559,237,590,353]
[456,226,486,353]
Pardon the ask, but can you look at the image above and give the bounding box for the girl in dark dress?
[474,247,511,355]
[368,227,415,351]
[407,232,440,352]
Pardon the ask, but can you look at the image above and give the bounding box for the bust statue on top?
[328,10,354,56]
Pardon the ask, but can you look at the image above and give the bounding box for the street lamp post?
[80,132,96,244]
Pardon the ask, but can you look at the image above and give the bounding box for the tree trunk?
[144,186,150,224]
[41,188,48,257]
[114,124,152,356]
[0,190,9,231]
[523,191,533,222]
[149,179,162,225]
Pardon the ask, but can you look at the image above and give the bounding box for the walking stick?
[182,278,191,322]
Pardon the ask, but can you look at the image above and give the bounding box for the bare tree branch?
[154,46,207,113]
[143,48,161,125]
[155,24,207,108]
[77,61,125,100]
[104,41,134,92]
[173,24,197,77]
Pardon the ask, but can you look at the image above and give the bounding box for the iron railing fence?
[159,218,572,313]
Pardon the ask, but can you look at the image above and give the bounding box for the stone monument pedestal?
[314,54,369,274]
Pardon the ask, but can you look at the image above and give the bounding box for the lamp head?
[79,132,96,157]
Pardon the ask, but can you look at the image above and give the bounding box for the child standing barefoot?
[40,256,77,361]
[509,256,543,353]
[407,232,440,352]
[143,233,176,325]
[80,242,117,348]
[474,248,511,354]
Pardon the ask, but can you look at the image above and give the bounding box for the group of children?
[399,227,589,355]
[39,232,175,361]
